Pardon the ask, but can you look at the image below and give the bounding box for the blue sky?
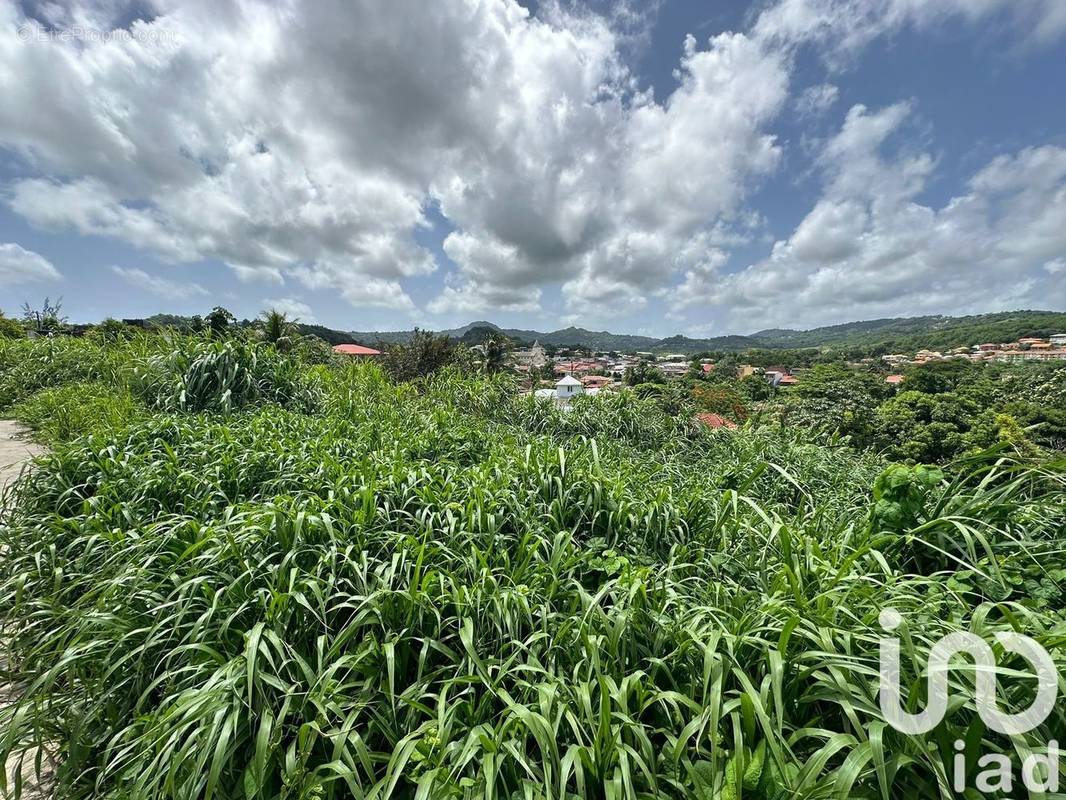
[2,0,1065,335]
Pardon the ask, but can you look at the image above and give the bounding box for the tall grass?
[0,339,1063,799]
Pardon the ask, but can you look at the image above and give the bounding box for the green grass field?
[1,335,1063,799]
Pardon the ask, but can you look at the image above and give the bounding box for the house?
[555,374,583,399]
[333,344,381,357]
[764,367,793,386]
[995,349,1066,363]
[885,374,905,385]
[554,360,600,376]
[531,375,586,407]
[701,363,715,374]
[695,413,737,430]
[581,375,613,389]
[914,349,943,362]
[977,343,999,352]
[659,362,689,378]
[1051,333,1066,347]
[777,375,799,386]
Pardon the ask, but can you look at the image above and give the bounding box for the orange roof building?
[333,343,382,356]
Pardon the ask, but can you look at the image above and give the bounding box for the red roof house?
[581,375,613,387]
[885,374,905,385]
[333,344,382,356]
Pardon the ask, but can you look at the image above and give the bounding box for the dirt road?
[1,419,53,798]
[0,420,43,492]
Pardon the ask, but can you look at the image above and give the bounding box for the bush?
[0,312,25,339]
[0,337,124,410]
[11,381,144,445]
[133,338,322,413]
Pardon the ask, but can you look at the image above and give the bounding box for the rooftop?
[333,344,381,356]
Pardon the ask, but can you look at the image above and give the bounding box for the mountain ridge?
[146,310,1066,354]
[340,310,1066,354]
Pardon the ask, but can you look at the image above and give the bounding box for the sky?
[1,0,1065,337]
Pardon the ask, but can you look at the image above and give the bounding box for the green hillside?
[147,309,1066,354]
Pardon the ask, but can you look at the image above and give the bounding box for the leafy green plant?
[10,381,143,445]
[0,341,1062,800]
[134,338,321,414]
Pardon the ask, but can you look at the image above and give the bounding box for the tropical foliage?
[0,332,1063,800]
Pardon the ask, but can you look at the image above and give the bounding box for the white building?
[531,375,585,408]
[555,374,583,399]
[1051,333,1066,347]
[513,340,547,368]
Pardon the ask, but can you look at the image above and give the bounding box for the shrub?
[0,337,122,410]
[10,381,144,445]
[133,338,321,413]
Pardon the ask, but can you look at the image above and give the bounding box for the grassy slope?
[0,337,1063,800]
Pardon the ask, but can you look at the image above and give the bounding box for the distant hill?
[146,309,1066,355]
[747,311,1066,352]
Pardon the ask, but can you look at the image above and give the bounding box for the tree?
[206,306,236,338]
[739,373,774,402]
[780,364,888,446]
[623,361,664,386]
[872,390,991,463]
[260,308,297,351]
[0,310,26,339]
[383,328,457,381]
[94,317,132,342]
[21,296,67,335]
[709,354,739,381]
[903,360,976,394]
[482,334,509,374]
[529,357,556,384]
[691,382,748,421]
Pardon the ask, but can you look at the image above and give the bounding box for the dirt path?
[0,420,43,492]
[1,419,53,799]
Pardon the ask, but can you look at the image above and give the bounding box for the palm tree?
[260,308,296,351]
[482,334,509,374]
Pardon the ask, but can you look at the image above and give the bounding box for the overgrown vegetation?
[0,332,1063,800]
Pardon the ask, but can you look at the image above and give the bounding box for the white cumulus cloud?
[0,242,61,284]
[682,103,1066,328]
[111,266,208,298]
[1,0,1064,326]
[263,297,316,322]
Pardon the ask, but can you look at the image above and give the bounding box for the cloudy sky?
[2,0,1065,335]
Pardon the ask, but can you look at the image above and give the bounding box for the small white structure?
[556,374,583,399]
[1051,333,1066,347]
